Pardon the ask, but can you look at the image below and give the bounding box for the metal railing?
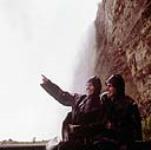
[0,143,46,150]
[0,141,151,150]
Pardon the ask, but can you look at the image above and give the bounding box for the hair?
[105,74,125,96]
[87,76,102,95]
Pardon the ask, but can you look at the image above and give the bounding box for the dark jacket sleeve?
[129,103,143,141]
[40,80,74,106]
[62,112,72,141]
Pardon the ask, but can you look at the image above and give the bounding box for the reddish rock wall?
[95,0,151,104]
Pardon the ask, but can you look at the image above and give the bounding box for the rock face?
[95,0,151,104]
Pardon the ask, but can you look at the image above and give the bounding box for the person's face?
[86,82,95,96]
[106,83,117,98]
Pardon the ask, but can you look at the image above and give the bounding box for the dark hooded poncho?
[101,74,142,144]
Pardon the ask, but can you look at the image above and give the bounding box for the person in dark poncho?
[95,74,142,150]
[40,75,107,150]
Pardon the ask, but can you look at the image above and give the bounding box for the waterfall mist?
[71,23,97,94]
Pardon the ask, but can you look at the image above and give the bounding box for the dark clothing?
[41,78,142,150]
[41,80,106,145]
[62,112,72,142]
[100,94,142,144]
[57,141,92,150]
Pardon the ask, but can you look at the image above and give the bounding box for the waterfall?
[72,22,97,94]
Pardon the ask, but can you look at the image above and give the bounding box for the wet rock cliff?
[95,0,151,103]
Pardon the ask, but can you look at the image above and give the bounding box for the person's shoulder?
[73,93,86,98]
[73,93,86,101]
[100,92,108,103]
[125,95,138,106]
[100,92,108,98]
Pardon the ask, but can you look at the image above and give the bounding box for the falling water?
[71,22,97,94]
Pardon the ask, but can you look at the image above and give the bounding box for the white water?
[71,22,98,94]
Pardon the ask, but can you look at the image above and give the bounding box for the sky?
[0,0,100,141]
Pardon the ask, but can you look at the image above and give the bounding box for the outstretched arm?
[40,75,74,106]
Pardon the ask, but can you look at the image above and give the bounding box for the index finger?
[41,74,47,79]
